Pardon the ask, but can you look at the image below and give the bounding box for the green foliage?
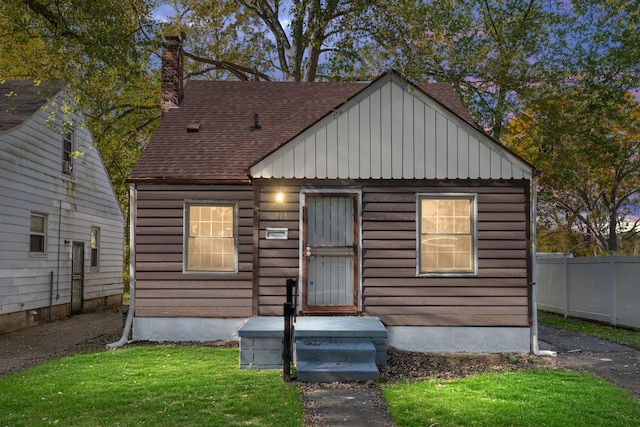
[161,0,376,82]
[0,0,161,214]
[383,370,640,427]
[506,89,640,255]
[335,0,570,139]
[501,1,640,255]
[0,346,304,426]
[2,0,639,260]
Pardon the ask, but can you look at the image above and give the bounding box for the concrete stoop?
[295,341,379,382]
[238,316,388,382]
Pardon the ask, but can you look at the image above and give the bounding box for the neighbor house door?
[302,193,358,313]
[71,242,84,314]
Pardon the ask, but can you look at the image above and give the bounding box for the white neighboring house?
[0,80,124,333]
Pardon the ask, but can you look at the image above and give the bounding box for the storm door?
[71,242,84,314]
[303,193,358,313]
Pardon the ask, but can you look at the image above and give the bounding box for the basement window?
[417,194,477,275]
[185,202,238,273]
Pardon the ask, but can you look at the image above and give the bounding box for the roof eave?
[127,177,253,185]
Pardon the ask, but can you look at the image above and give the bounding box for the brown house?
[127,36,536,358]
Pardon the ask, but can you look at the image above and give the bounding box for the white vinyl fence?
[536,254,640,329]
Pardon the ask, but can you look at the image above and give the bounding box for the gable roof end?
[250,72,534,180]
[129,72,534,183]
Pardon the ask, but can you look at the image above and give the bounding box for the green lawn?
[2,342,639,426]
[381,312,640,426]
[382,369,640,427]
[0,346,303,426]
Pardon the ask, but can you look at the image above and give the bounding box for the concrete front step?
[295,317,388,367]
[238,316,388,381]
[295,341,380,382]
[296,360,380,382]
[296,341,377,364]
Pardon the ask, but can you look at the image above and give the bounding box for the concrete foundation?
[132,317,248,342]
[387,326,531,353]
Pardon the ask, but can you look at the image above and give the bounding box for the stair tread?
[296,361,379,382]
[296,341,376,350]
[297,361,378,370]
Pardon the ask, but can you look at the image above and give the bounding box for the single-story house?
[0,80,124,333]
[127,35,537,357]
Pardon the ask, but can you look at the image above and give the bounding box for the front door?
[303,193,358,313]
[71,242,84,314]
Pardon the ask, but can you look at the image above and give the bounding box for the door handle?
[305,246,312,257]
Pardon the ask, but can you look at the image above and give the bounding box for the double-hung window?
[185,203,237,272]
[30,213,47,254]
[418,194,477,275]
[62,128,74,176]
[90,227,100,268]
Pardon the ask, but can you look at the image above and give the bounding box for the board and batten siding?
[251,74,532,182]
[0,89,124,318]
[134,184,254,318]
[362,181,530,327]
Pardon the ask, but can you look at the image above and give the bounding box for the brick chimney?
[161,33,185,116]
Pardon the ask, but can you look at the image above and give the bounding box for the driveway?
[0,308,123,376]
[538,323,640,399]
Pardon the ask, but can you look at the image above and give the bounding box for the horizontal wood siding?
[134,184,253,318]
[0,90,124,315]
[362,181,530,327]
[253,179,530,327]
[255,185,302,315]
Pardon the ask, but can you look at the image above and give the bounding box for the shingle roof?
[0,80,67,132]
[129,73,478,183]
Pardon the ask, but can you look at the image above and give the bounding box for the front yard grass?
[382,369,640,427]
[0,346,303,426]
[1,344,639,426]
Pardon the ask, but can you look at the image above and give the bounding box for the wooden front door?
[71,242,84,314]
[302,193,358,313]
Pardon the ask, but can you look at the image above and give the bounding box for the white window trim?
[90,227,100,270]
[183,201,239,274]
[416,193,478,277]
[62,128,75,176]
[30,213,48,256]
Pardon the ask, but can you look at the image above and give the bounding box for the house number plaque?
[266,211,288,220]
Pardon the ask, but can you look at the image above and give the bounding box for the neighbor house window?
[185,203,237,272]
[62,128,74,175]
[30,213,47,254]
[90,227,100,268]
[418,194,477,275]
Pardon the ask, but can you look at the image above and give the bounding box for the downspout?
[530,174,557,357]
[56,200,62,300]
[107,184,136,349]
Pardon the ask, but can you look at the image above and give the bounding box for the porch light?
[276,192,285,203]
